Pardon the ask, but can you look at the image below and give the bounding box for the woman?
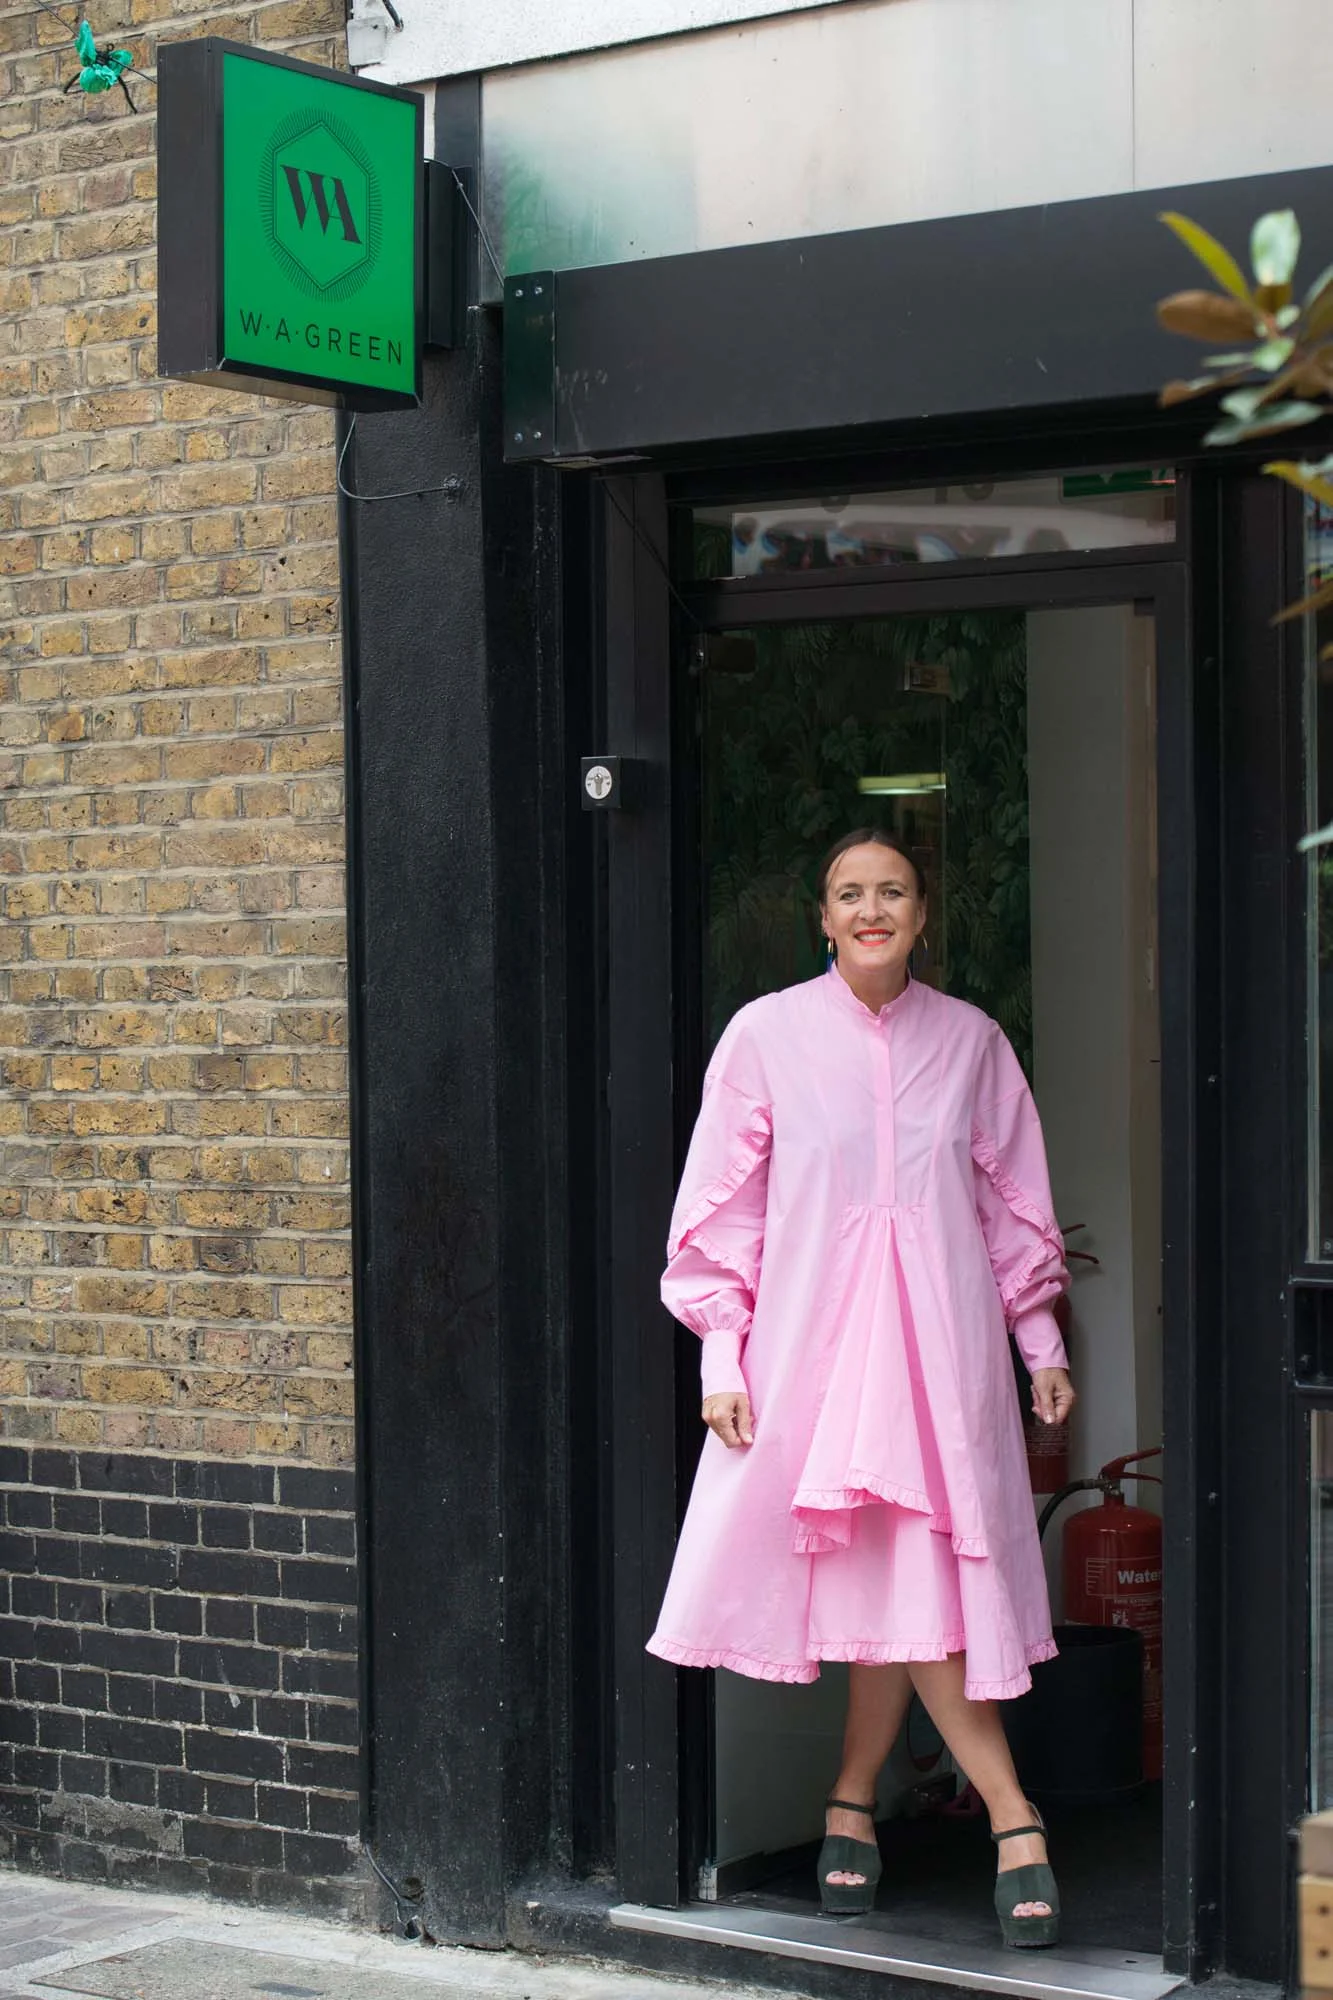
[648,828,1075,1947]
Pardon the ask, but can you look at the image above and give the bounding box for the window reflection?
[691,473,1176,581]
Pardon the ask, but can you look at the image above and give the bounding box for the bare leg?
[908,1655,1052,1918]
[824,1662,913,1886]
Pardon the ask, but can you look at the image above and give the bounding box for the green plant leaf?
[1251,210,1301,287]
[1263,460,1333,508]
[1219,387,1268,420]
[1251,336,1296,372]
[1204,399,1326,444]
[1159,377,1218,407]
[1159,211,1252,304]
[1274,573,1333,623]
[1304,261,1333,311]
[1203,350,1257,367]
[1308,286,1333,342]
[1156,290,1258,341]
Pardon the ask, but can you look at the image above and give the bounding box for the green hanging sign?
[158,40,423,410]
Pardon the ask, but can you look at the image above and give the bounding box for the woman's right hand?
[702,1392,754,1448]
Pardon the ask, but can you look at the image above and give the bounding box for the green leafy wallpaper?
[702,611,1033,1073]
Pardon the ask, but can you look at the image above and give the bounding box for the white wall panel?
[359,0,854,86]
[1133,0,1333,191]
[481,0,1135,279]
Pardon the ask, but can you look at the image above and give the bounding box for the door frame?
[598,455,1285,1981]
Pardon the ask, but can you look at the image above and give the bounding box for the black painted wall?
[340,310,576,1944]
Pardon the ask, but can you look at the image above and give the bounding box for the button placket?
[871,1017,897,1207]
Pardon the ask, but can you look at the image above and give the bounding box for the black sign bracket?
[503,272,555,462]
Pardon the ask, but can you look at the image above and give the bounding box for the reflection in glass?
[1313,1412,1333,1809]
[1307,495,1333,1258]
[690,473,1175,581]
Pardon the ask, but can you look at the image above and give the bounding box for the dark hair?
[816,826,927,905]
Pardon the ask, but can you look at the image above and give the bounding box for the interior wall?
[713,1666,929,1870]
[1026,608,1164,1584]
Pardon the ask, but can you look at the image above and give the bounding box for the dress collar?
[826,960,918,1024]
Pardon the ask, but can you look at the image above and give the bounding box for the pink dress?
[647,964,1069,1701]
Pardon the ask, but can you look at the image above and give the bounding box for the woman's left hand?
[1030,1368,1076,1426]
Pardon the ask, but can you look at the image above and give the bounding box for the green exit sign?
[158,40,422,409]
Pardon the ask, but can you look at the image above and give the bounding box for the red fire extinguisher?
[1040,1448,1164,1782]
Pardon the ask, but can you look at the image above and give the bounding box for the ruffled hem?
[647,1632,1058,1700]
[791,1475,989,1560]
[666,1088,771,1272]
[964,1639,1059,1701]
[690,1225,761,1297]
[971,1125,1066,1313]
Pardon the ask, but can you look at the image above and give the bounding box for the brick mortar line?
[10,665,341,680]
[0,1216,347,1227]
[12,1609,359,1632]
[19,554,340,571]
[3,738,344,757]
[2,1488,352,1505]
[0,1145,350,1160]
[0,830,347,843]
[5,1504,354,1517]
[10,1528,355,1554]
[20,571,340,593]
[6,682,337,703]
[0,1047,348,1056]
[0,1282,351,1298]
[0,788,348,804]
[3,1467,352,1486]
[0,1093,348,1103]
[0,1305,350,1316]
[14,583,338,602]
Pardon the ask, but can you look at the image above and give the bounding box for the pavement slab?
[0,1874,758,2000]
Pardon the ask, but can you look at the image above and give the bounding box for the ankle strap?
[827,1796,876,1817]
[992,1822,1045,1844]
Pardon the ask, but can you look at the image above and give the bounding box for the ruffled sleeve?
[971,1024,1070,1375]
[661,1010,772,1398]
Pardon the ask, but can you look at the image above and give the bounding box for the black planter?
[1003,1624,1145,1804]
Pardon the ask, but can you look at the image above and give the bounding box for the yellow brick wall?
[0,0,355,1465]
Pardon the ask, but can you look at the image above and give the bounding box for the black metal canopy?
[503,163,1333,464]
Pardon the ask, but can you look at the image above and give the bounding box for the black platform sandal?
[818,1796,882,1915]
[993,1804,1060,1948]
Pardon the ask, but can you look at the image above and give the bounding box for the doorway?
[682,597,1164,1957]
[619,471,1191,1981]
[597,464,1203,1985]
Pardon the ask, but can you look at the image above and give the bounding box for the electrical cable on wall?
[336,414,464,504]
[360,1841,429,1941]
[600,479,704,631]
[449,169,505,291]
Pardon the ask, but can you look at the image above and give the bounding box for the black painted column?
[338,313,572,1943]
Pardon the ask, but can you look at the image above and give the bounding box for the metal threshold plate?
[609,1903,1184,2000]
